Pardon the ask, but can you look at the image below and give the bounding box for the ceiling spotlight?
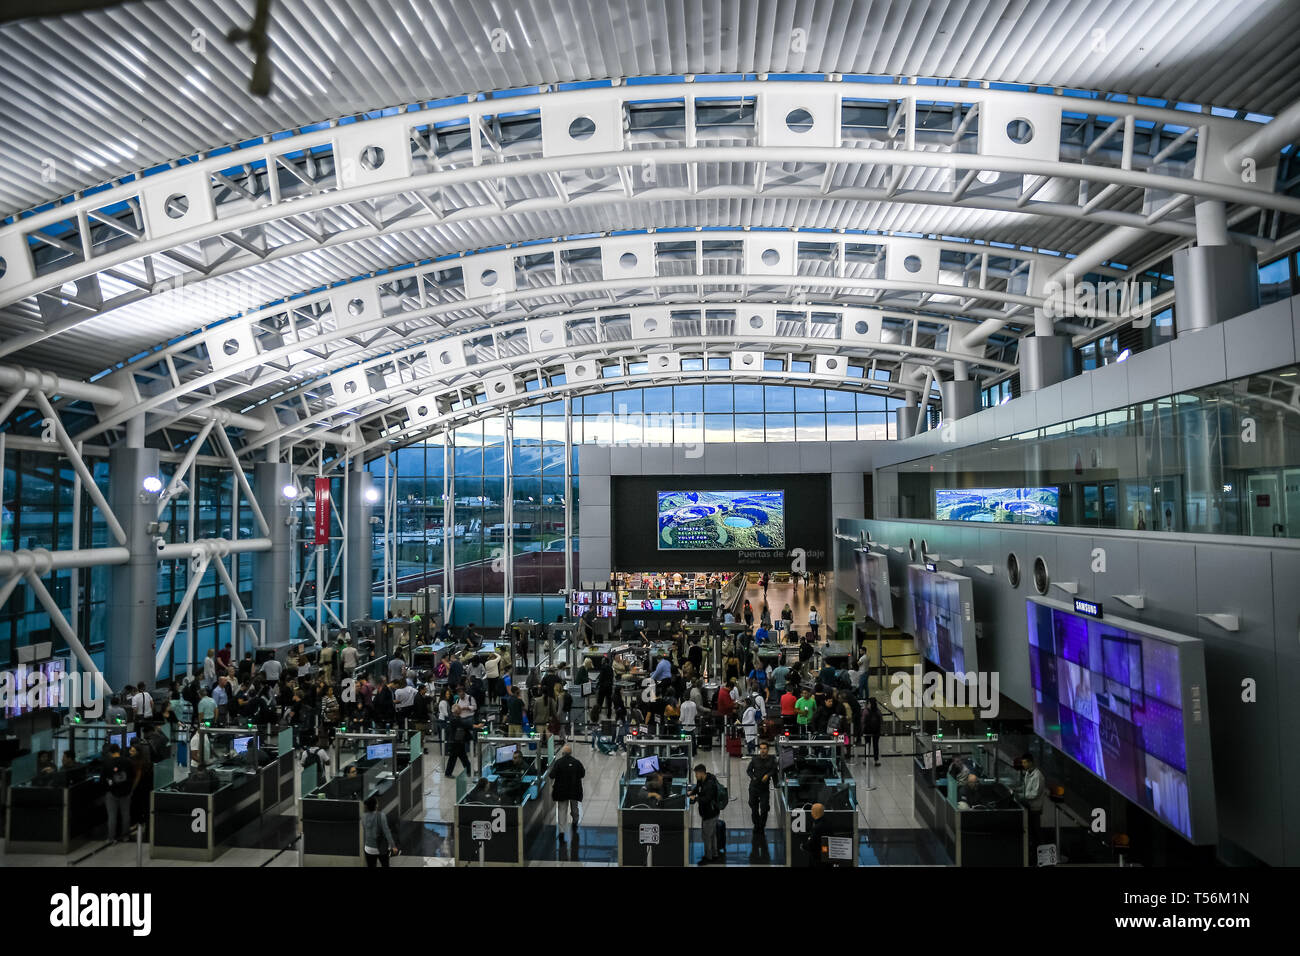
[141,476,164,494]
[282,484,300,500]
[364,487,380,503]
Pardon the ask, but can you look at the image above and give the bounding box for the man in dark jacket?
[747,740,777,856]
[689,763,722,865]
[864,698,883,765]
[550,744,585,837]
[804,802,835,867]
[594,657,615,720]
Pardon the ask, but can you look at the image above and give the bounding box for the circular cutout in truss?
[223,338,241,357]
[568,116,597,141]
[538,329,555,345]
[903,255,923,274]
[439,351,452,365]
[761,248,781,267]
[1006,118,1034,145]
[164,193,189,219]
[976,169,1001,184]
[749,314,765,329]
[826,358,839,370]
[0,256,7,280]
[620,252,638,269]
[658,355,670,367]
[741,354,755,366]
[360,145,386,171]
[854,319,870,335]
[785,108,814,133]
[415,404,429,418]
[575,364,588,376]
[59,280,78,304]
[494,382,506,394]
[643,318,658,333]
[480,269,498,288]
[347,297,365,317]
[342,380,358,394]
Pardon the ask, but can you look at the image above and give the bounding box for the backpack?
[827,713,843,733]
[148,732,170,763]
[302,748,324,774]
[715,779,730,812]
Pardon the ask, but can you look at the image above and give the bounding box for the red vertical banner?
[313,477,331,545]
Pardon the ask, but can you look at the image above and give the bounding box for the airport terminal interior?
[0,0,1298,873]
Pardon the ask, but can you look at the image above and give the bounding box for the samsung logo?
[1073,598,1102,619]
[49,886,151,936]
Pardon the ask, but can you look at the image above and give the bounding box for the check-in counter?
[776,740,859,867]
[300,733,423,866]
[454,738,550,866]
[617,778,691,866]
[150,726,290,861]
[913,737,1027,866]
[3,722,143,854]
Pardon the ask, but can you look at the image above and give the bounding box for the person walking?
[103,744,134,842]
[864,698,883,765]
[689,763,723,865]
[748,740,777,859]
[444,719,474,777]
[550,744,585,839]
[362,795,397,866]
[808,605,821,641]
[593,655,615,721]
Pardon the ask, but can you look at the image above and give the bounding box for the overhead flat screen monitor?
[231,735,256,754]
[636,755,660,775]
[1026,598,1216,844]
[854,548,894,629]
[596,606,617,619]
[1,659,67,716]
[935,487,1060,525]
[905,565,977,676]
[598,591,616,605]
[366,742,394,760]
[495,744,518,764]
[657,490,785,550]
[571,591,592,605]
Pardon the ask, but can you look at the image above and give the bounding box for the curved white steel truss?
[67,230,1091,448]
[0,80,1286,349]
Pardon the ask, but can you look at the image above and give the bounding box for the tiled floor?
[1,729,941,867]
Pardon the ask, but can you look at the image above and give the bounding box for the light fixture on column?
[141,475,164,494]
[282,483,300,500]
[364,487,380,503]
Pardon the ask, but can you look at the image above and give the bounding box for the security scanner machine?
[453,734,553,866]
[3,722,143,853]
[151,726,292,861]
[616,737,696,866]
[300,731,424,866]
[913,734,1027,866]
[776,738,859,867]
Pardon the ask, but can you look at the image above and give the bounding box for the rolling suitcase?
[725,725,743,757]
[696,716,714,751]
[715,818,727,857]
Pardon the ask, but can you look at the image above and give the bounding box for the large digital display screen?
[1,659,67,717]
[935,487,1060,525]
[657,490,785,550]
[854,548,894,629]
[905,565,977,675]
[1026,599,1216,843]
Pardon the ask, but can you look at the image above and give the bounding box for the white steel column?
[443,432,455,623]
[563,396,573,597]
[503,410,514,627]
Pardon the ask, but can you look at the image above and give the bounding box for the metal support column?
[107,435,162,686]
[503,411,514,627]
[443,433,455,624]
[252,457,293,645]
[563,396,573,596]
[345,456,374,624]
